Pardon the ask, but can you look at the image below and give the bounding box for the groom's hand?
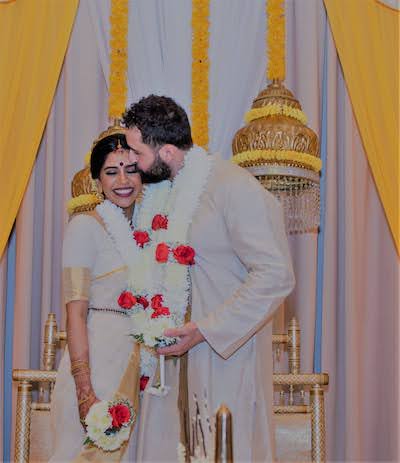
[157,321,205,356]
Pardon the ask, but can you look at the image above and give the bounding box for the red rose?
[151,306,171,319]
[152,214,168,231]
[137,296,149,309]
[155,243,169,263]
[151,294,163,309]
[173,245,195,265]
[140,375,150,391]
[118,291,137,309]
[133,230,150,248]
[109,404,131,428]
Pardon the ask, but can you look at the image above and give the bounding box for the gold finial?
[215,404,233,463]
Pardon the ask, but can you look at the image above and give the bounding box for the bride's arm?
[66,300,99,424]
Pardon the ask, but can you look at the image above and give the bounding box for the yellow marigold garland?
[67,194,103,215]
[84,150,92,167]
[109,0,128,120]
[232,150,322,173]
[191,0,210,150]
[267,0,285,81]
[245,104,307,125]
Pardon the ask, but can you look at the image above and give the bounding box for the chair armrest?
[12,369,57,383]
[273,373,329,386]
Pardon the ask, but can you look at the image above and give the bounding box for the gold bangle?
[71,359,89,367]
[73,372,91,383]
[72,372,91,380]
[78,393,95,406]
[71,365,90,374]
[71,360,89,372]
[71,364,90,376]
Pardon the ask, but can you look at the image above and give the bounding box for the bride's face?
[97,149,141,218]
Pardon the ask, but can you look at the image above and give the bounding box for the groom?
[123,95,295,462]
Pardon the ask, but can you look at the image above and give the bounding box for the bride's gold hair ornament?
[91,125,126,150]
[67,124,126,215]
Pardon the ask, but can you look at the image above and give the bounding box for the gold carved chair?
[13,314,328,462]
[13,314,65,462]
[272,318,329,462]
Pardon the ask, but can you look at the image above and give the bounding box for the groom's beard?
[139,153,172,184]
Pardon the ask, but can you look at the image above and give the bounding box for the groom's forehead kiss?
[126,127,155,156]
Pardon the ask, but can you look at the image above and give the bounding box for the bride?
[50,126,146,462]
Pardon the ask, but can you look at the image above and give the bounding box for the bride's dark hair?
[90,134,130,180]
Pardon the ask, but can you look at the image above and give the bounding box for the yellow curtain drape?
[0,0,79,258]
[324,0,399,254]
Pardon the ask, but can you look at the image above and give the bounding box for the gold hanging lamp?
[67,0,129,215]
[232,0,322,233]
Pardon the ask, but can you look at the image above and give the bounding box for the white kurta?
[136,156,295,462]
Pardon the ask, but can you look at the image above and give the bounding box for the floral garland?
[97,147,213,379]
[67,194,102,215]
[267,0,285,81]
[109,0,128,120]
[232,149,322,172]
[191,0,210,150]
[245,103,307,125]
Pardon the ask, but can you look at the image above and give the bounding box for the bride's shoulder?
[66,210,106,236]
[69,209,105,225]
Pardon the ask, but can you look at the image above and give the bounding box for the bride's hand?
[77,391,100,429]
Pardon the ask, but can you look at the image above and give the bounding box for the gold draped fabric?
[0,0,79,258]
[324,0,400,254]
[63,267,91,304]
[73,343,141,462]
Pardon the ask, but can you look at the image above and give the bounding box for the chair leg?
[310,384,326,462]
[14,381,32,463]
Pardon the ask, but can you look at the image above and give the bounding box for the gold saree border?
[63,267,91,304]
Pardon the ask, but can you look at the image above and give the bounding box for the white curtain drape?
[1,1,398,461]
[208,0,267,158]
[322,56,399,460]
[87,0,269,160]
[89,0,192,115]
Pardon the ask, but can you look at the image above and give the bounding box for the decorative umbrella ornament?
[232,0,322,234]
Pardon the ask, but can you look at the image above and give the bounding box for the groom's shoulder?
[208,154,262,191]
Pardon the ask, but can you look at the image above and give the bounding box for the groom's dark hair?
[122,95,193,151]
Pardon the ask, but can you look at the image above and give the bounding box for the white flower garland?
[97,146,213,379]
[131,146,213,330]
